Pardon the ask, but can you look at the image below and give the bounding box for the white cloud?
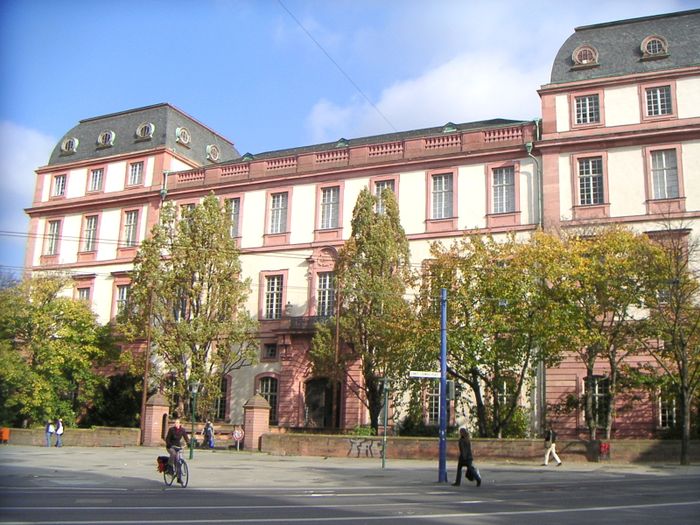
[306,52,549,143]
[0,121,55,274]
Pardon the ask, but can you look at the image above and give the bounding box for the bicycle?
[163,446,189,488]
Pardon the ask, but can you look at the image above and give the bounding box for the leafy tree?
[311,188,415,433]
[0,274,116,426]
[560,227,662,440]
[415,233,567,438]
[639,225,700,464]
[121,194,259,419]
[82,373,142,428]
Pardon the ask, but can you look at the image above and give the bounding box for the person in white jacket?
[543,423,562,466]
[55,418,64,447]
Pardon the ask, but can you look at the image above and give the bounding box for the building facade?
[24,10,700,437]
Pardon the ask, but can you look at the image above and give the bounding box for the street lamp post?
[188,380,200,460]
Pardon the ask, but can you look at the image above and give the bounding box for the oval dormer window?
[136,122,155,140]
[641,35,668,58]
[206,144,220,162]
[572,45,598,66]
[176,126,191,146]
[97,130,115,147]
[60,137,79,154]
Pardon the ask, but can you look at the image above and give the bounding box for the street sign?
[409,370,441,378]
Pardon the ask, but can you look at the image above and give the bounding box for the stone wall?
[261,434,700,464]
[4,427,140,447]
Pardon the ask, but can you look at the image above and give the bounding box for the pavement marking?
[0,500,698,524]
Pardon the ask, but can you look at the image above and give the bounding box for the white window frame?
[226,197,241,238]
[259,376,279,425]
[269,192,288,235]
[116,284,129,315]
[650,149,679,200]
[375,179,396,215]
[128,161,144,186]
[578,157,604,205]
[320,186,339,230]
[45,220,61,255]
[646,85,672,117]
[89,168,103,192]
[492,166,515,214]
[83,215,98,252]
[575,94,600,125]
[53,174,66,197]
[317,272,335,318]
[264,275,284,320]
[123,210,139,247]
[431,173,453,220]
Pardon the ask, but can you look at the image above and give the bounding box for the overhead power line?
[277,0,397,134]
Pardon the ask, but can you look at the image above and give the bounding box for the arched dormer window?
[572,44,599,68]
[641,35,669,60]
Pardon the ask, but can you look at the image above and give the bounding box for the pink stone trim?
[570,151,610,220]
[315,150,349,164]
[368,142,403,157]
[639,79,678,122]
[221,163,250,177]
[424,135,461,150]
[643,143,685,214]
[266,157,297,171]
[483,127,523,143]
[485,160,522,228]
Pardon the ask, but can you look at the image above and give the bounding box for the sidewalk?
[1,445,698,491]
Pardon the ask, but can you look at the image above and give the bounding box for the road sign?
[409,370,441,378]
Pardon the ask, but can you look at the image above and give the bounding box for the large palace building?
[24,10,700,437]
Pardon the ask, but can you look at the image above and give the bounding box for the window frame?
[261,342,279,362]
[640,80,677,122]
[119,208,141,253]
[570,152,610,219]
[86,166,105,194]
[110,273,131,319]
[259,270,288,320]
[264,188,292,246]
[569,89,605,129]
[73,274,95,305]
[43,218,62,257]
[51,174,67,199]
[78,214,100,261]
[584,375,610,429]
[371,176,399,215]
[316,271,335,318]
[257,374,279,426]
[486,161,521,228]
[126,160,145,187]
[644,144,685,214]
[425,168,458,232]
[223,195,243,240]
[314,183,344,242]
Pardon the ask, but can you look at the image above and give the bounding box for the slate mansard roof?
[549,9,700,85]
[47,103,240,167]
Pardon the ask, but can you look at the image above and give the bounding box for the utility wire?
[276,0,397,134]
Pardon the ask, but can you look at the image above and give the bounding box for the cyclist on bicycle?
[165,418,190,481]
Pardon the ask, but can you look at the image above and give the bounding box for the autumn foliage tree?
[122,194,258,419]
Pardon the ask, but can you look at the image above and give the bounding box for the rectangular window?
[263,343,278,360]
[426,384,440,425]
[651,149,679,200]
[89,168,103,192]
[77,287,91,302]
[659,393,677,429]
[45,220,61,255]
[646,86,672,117]
[264,275,283,319]
[215,377,228,420]
[585,376,610,428]
[53,174,66,197]
[116,284,129,315]
[226,197,240,238]
[83,215,98,252]
[269,192,288,234]
[575,94,600,124]
[317,272,335,318]
[431,173,453,219]
[123,210,139,247]
[128,161,144,186]
[259,377,279,425]
[320,186,339,229]
[375,179,395,215]
[578,157,604,205]
[492,167,515,214]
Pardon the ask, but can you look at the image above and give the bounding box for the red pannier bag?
[156,456,169,473]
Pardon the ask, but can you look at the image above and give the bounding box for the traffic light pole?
[438,287,448,483]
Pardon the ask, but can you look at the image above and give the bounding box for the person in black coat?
[453,427,481,487]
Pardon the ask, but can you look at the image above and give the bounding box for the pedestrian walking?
[55,418,64,447]
[44,420,55,447]
[452,428,481,487]
[543,423,562,466]
[203,420,215,449]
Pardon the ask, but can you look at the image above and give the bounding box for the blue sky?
[1,0,697,278]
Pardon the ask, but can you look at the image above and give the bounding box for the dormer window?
[96,130,115,148]
[442,122,458,133]
[641,35,668,60]
[206,144,220,162]
[135,122,155,140]
[176,127,191,146]
[60,137,79,154]
[572,45,599,68]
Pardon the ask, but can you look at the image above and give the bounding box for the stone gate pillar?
[243,394,270,451]
[143,393,169,446]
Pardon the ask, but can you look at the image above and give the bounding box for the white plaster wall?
[398,171,426,235]
[682,141,700,208]
[239,190,266,249]
[605,85,640,127]
[59,214,81,264]
[105,162,126,193]
[343,178,368,233]
[67,168,87,199]
[99,209,122,260]
[459,164,486,230]
[677,77,700,119]
[40,174,50,202]
[519,158,537,226]
[608,147,646,217]
[558,154,573,221]
[290,184,315,245]
[555,94,570,133]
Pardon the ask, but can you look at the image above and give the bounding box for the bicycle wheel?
[178,459,189,488]
[163,463,176,486]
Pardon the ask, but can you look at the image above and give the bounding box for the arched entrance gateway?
[304,378,341,429]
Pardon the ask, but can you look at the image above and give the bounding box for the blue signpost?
[438,287,448,483]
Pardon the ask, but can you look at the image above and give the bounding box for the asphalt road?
[1,446,699,524]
